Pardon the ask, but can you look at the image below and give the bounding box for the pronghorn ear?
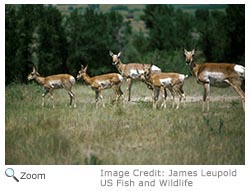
[118,51,122,58]
[32,66,36,72]
[84,65,88,71]
[150,62,153,68]
[191,49,195,55]
[184,48,188,54]
[109,50,114,57]
[81,65,84,69]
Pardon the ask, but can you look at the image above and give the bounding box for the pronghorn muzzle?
[112,61,119,66]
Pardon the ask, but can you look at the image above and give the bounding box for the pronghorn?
[27,67,76,108]
[184,48,245,112]
[76,65,123,107]
[109,51,161,101]
[140,64,188,109]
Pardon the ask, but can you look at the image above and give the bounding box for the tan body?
[109,51,161,101]
[77,65,123,107]
[141,64,187,109]
[184,49,245,112]
[27,67,76,108]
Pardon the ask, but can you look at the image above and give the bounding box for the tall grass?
[5,78,245,165]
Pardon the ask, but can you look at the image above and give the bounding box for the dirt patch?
[131,95,240,103]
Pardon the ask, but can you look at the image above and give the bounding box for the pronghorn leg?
[203,83,210,112]
[112,86,120,102]
[178,96,182,109]
[177,85,186,108]
[175,88,183,109]
[160,87,167,109]
[126,78,132,102]
[225,80,245,111]
[64,80,76,108]
[49,89,55,108]
[168,87,175,109]
[153,88,160,109]
[95,91,100,108]
[112,86,118,101]
[99,92,105,107]
[236,87,245,111]
[111,86,123,107]
[171,91,175,109]
[175,89,181,109]
[118,86,124,99]
[42,89,49,107]
[68,91,73,105]
[68,90,76,108]
[115,85,124,101]
[181,90,186,108]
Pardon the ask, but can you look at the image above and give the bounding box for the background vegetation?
[6,4,245,84]
[5,4,245,165]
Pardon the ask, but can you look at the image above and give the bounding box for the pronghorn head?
[77,65,88,80]
[184,48,195,65]
[109,51,121,66]
[137,68,145,81]
[142,63,152,80]
[27,67,40,81]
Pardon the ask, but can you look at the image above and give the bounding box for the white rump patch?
[160,78,172,86]
[130,69,144,79]
[69,76,76,85]
[234,65,245,77]
[117,74,124,81]
[179,74,186,81]
[151,65,161,72]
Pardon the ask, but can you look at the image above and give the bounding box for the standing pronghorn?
[140,64,188,109]
[76,65,123,107]
[27,67,76,108]
[184,48,245,112]
[109,51,161,101]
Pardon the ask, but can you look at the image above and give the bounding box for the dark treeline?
[5,4,244,84]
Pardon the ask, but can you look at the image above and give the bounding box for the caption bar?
[99,168,237,190]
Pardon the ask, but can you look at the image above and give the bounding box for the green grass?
[5,79,245,165]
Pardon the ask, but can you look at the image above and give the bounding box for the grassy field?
[5,78,245,165]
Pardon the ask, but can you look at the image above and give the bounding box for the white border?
[1,1,250,191]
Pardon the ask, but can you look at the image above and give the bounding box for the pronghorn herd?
[109,51,161,101]
[27,49,245,112]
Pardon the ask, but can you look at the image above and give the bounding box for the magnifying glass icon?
[5,168,19,182]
